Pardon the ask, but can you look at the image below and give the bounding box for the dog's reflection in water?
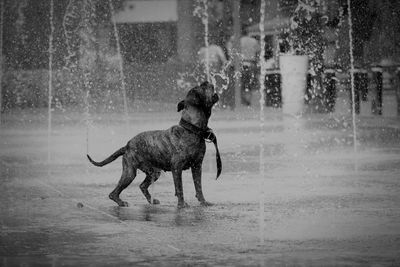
[109,205,207,226]
[173,206,206,226]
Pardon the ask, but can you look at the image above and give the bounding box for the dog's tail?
[87,147,126,167]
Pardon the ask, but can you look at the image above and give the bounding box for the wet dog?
[87,81,221,209]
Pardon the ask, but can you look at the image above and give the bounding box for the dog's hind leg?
[140,169,161,205]
[109,155,137,207]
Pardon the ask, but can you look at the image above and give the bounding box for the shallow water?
[1,109,400,266]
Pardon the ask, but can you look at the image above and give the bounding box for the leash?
[179,119,222,179]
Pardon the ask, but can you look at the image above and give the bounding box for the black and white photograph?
[1,0,400,266]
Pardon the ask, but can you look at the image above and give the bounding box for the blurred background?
[0,0,399,115]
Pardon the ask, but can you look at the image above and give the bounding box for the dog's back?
[127,126,205,172]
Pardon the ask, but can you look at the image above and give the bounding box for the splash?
[258,0,267,245]
[347,0,358,171]
[83,74,92,155]
[194,0,210,83]
[195,0,230,99]
[0,0,4,125]
[63,0,95,159]
[63,0,95,69]
[177,0,229,97]
[48,0,54,164]
[15,0,28,45]
[108,0,129,120]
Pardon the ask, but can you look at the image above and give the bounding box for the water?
[62,0,95,169]
[1,1,399,265]
[108,0,129,120]
[83,83,91,158]
[258,0,267,246]
[177,0,230,96]
[194,0,211,83]
[47,0,54,165]
[199,0,210,83]
[0,0,4,126]
[63,0,83,68]
[347,0,358,171]
[2,109,400,266]
[59,0,129,166]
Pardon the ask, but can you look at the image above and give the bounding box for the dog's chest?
[174,128,206,168]
[181,140,205,168]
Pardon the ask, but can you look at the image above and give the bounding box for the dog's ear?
[177,100,185,112]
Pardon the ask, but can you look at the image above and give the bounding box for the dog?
[87,81,221,209]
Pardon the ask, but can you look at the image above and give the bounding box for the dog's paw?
[119,201,129,207]
[152,198,160,205]
[109,194,129,207]
[200,201,213,207]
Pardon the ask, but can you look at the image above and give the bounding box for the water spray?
[108,0,129,122]
[83,75,91,165]
[47,0,54,165]
[258,0,267,246]
[62,0,93,168]
[347,0,358,171]
[194,0,211,84]
[0,0,4,126]
[201,0,211,84]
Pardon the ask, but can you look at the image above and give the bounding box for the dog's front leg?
[172,168,189,209]
[192,163,213,206]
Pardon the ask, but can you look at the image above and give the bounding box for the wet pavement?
[1,108,400,266]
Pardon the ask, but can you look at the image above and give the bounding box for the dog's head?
[177,81,219,117]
